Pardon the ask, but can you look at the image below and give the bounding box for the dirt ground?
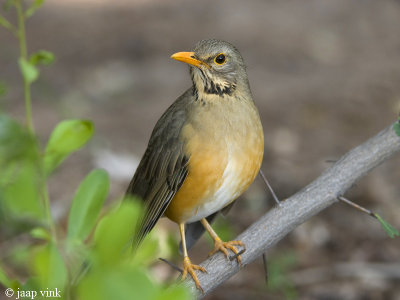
[1,0,400,299]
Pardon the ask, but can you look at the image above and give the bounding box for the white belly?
[185,158,245,223]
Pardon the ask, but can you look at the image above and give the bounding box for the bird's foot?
[208,237,245,265]
[181,256,207,292]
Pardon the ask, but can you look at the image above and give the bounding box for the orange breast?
[165,118,264,223]
[165,125,228,223]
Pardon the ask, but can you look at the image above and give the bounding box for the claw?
[208,237,245,265]
[181,256,207,292]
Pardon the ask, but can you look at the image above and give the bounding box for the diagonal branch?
[182,122,400,297]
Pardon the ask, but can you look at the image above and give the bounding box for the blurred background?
[1,0,400,299]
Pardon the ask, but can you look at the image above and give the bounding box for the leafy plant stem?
[42,177,57,241]
[15,0,34,133]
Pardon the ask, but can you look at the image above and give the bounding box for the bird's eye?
[214,53,226,65]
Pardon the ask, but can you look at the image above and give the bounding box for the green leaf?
[0,15,8,27]
[394,117,400,137]
[29,50,55,66]
[30,227,51,241]
[0,114,38,166]
[0,116,43,220]
[18,57,39,84]
[20,278,41,299]
[0,263,12,287]
[131,231,160,267]
[32,242,67,290]
[2,161,44,220]
[25,0,45,18]
[154,286,191,300]
[93,201,141,265]
[44,119,94,175]
[77,267,160,300]
[375,214,400,238]
[0,14,15,32]
[76,199,191,300]
[67,169,109,245]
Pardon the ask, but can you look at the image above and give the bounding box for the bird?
[126,39,264,291]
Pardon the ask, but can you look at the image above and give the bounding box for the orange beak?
[170,51,208,68]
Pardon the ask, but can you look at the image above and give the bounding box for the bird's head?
[171,39,249,99]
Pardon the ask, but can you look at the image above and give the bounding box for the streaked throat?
[191,68,236,100]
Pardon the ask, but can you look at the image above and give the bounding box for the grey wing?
[125,95,190,250]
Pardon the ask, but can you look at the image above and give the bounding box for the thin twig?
[229,249,246,261]
[159,257,183,273]
[338,196,376,218]
[259,170,280,281]
[262,253,268,284]
[259,169,281,206]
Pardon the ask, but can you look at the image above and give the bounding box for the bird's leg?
[200,218,245,265]
[179,223,207,292]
